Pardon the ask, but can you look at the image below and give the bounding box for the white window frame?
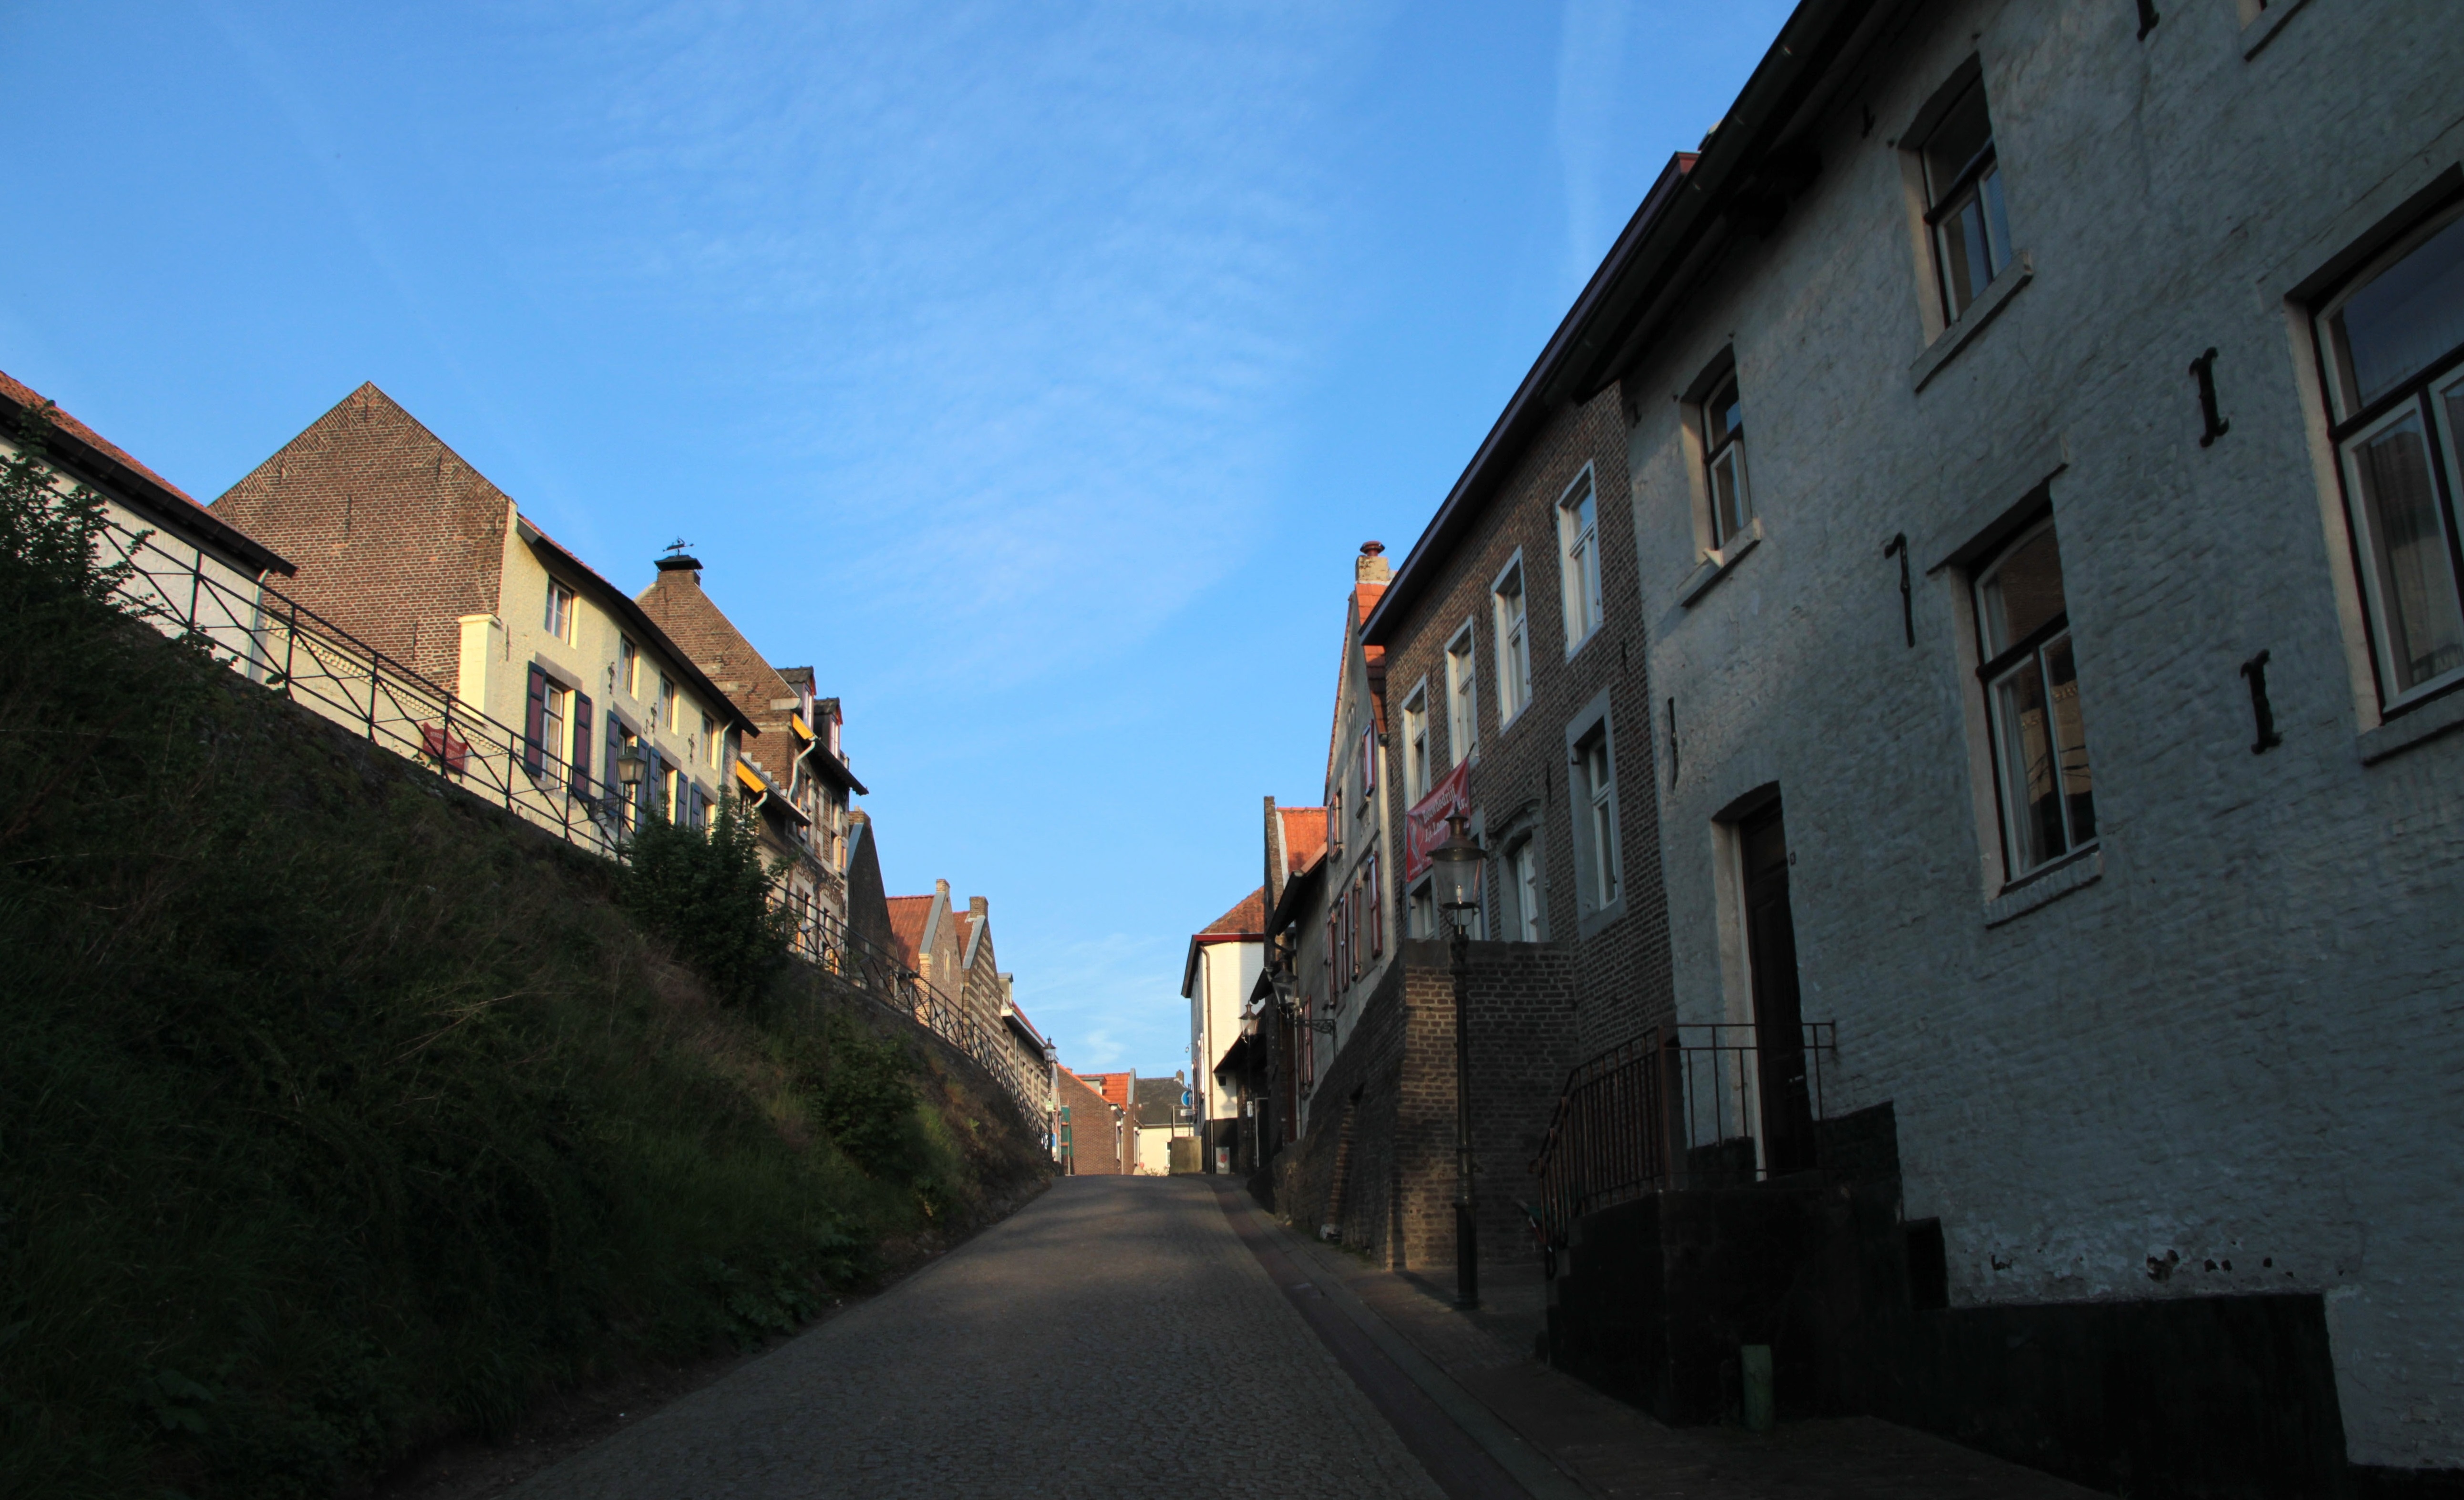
[1557,466,1604,656]
[1562,690,1625,936]
[1972,517,2097,880]
[659,673,679,733]
[619,636,640,698]
[1492,550,1533,728]
[1444,623,1479,768]
[1406,877,1435,941]
[1400,681,1431,804]
[1500,832,1543,943]
[2311,200,2464,713]
[544,578,577,645]
[1700,368,1752,548]
[539,680,569,791]
[1913,62,2014,325]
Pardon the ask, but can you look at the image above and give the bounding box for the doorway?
[1738,799,1816,1175]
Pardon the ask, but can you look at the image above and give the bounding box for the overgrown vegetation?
[619,798,797,1009]
[0,410,1048,1500]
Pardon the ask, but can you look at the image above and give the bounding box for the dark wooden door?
[1740,801,1816,1175]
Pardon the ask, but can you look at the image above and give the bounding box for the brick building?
[1055,1068,1126,1176]
[635,557,867,952]
[885,880,966,1002]
[211,383,755,835]
[1267,0,2464,1492]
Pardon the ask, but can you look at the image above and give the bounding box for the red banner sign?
[1404,758,1471,883]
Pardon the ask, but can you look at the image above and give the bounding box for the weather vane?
[663,538,695,558]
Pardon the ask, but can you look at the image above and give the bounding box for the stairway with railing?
[94,515,1053,1127]
[1526,1022,1836,1260]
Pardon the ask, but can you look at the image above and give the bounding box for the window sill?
[2357,683,2464,766]
[1911,252,2032,394]
[2241,0,2310,60]
[1983,847,2102,928]
[1679,518,1763,607]
[1563,624,1605,663]
[1576,893,1627,941]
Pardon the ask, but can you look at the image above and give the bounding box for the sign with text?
[1404,758,1472,883]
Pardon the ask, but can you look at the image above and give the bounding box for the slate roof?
[1132,1076,1186,1129]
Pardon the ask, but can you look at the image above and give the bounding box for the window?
[1917,68,2013,322]
[620,637,640,698]
[658,673,678,733]
[1401,685,1431,803]
[2314,203,2464,706]
[1445,624,1478,766]
[1359,726,1377,802]
[1493,557,1533,723]
[1327,910,1343,994]
[1408,879,1435,941]
[1329,788,1343,859]
[539,680,568,789]
[703,713,720,768]
[612,727,643,830]
[1559,470,1604,650]
[1974,519,2096,876]
[661,766,682,824]
[1576,730,1620,910]
[1501,836,1541,942]
[544,578,577,645]
[1701,370,1752,547]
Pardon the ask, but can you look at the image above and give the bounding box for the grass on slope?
[0,434,1046,1499]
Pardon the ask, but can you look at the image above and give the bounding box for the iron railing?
[93,515,1052,1125]
[1526,1022,1837,1258]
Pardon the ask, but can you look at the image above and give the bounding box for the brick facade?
[1367,386,1679,1061]
[1056,1068,1125,1175]
[1277,939,1582,1271]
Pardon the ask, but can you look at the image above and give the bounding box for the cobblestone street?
[510,1177,1445,1500]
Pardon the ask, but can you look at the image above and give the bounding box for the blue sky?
[2,0,1788,1076]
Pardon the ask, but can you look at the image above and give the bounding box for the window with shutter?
[572,693,594,797]
[1366,856,1382,957]
[524,665,547,775]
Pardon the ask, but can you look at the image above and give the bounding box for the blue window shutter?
[572,693,594,797]
[524,665,546,774]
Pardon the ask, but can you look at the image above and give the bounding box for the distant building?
[1055,1068,1126,1175]
[1179,889,1263,1176]
[1129,1074,1188,1175]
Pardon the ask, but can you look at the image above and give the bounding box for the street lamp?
[612,738,647,839]
[1428,813,1485,1310]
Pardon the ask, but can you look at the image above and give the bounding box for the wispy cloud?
[487,0,1378,687]
[1552,0,1632,290]
[1008,928,1186,1074]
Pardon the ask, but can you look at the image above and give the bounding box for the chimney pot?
[1356,540,1392,585]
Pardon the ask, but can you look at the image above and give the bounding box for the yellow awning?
[733,762,767,798]
[789,713,814,742]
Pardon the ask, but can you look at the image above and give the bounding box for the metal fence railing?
[1526,1022,1837,1260]
[94,514,1052,1126]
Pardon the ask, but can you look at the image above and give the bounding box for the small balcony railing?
[1525,1022,1837,1260]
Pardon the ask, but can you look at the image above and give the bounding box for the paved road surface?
[513,1176,1445,1500]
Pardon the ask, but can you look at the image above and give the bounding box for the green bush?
[0,409,1041,1499]
[619,796,797,1008]
[803,1013,923,1178]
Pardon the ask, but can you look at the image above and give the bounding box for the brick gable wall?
[213,383,512,687]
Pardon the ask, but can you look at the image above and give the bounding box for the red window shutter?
[572,693,594,796]
[1362,728,1376,794]
[1367,856,1382,957]
[523,665,546,774]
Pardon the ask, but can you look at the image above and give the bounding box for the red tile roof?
[1201,887,1267,937]
[0,367,292,576]
[1278,807,1328,877]
[884,895,934,968]
[0,369,196,502]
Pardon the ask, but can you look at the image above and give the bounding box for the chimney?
[655,542,703,585]
[969,896,989,919]
[935,878,950,900]
[1356,540,1390,584]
